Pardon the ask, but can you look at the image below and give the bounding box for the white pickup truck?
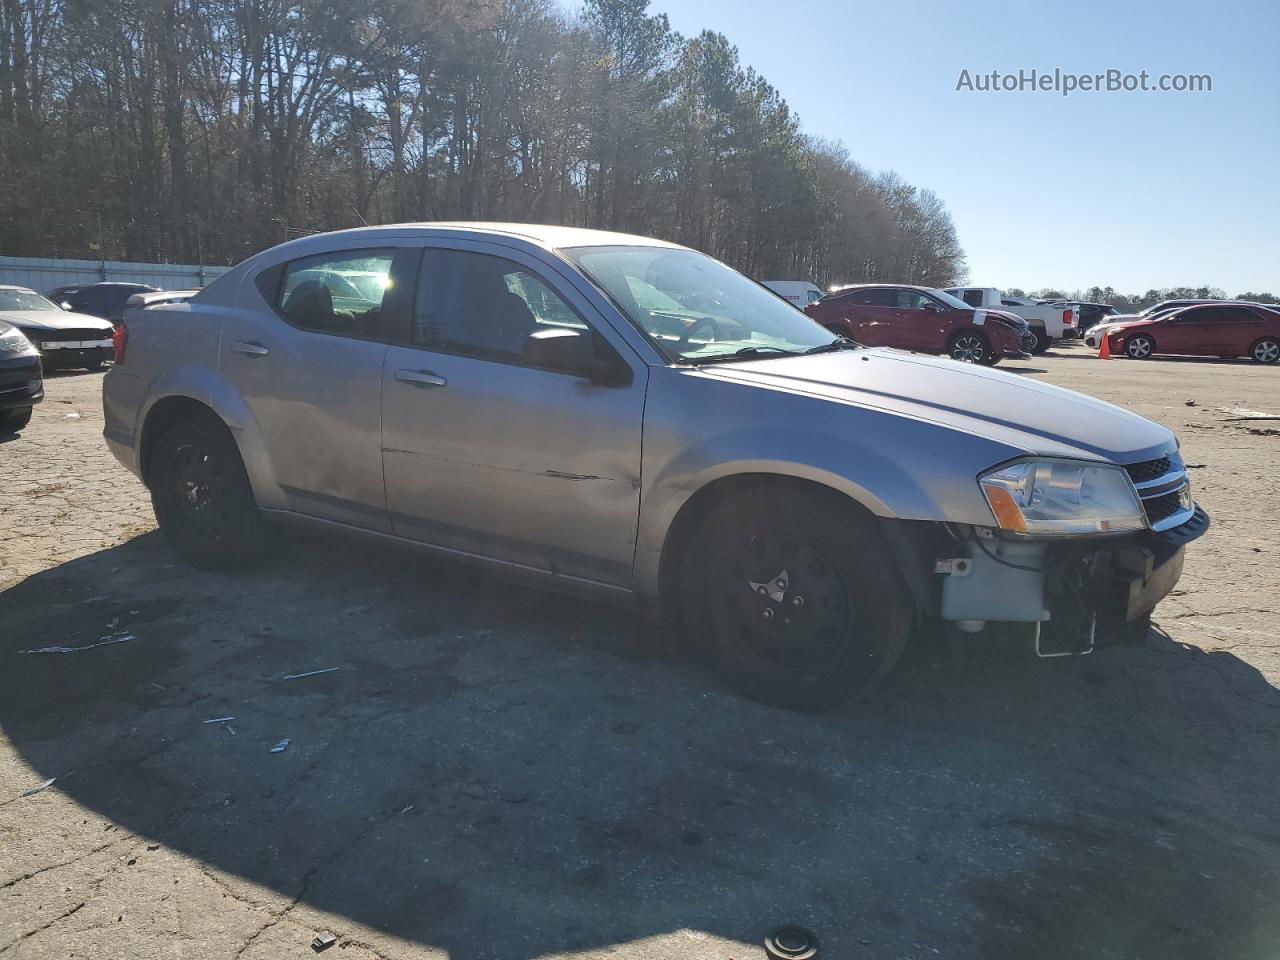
[942,287,1078,353]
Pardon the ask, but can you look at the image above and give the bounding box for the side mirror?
[522,327,631,386]
[59,302,73,311]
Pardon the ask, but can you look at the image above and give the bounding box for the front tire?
[680,486,911,709]
[1251,337,1280,364]
[150,417,268,570]
[0,407,32,433]
[947,330,992,365]
[1125,334,1155,359]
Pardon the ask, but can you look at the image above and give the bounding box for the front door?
[380,243,647,586]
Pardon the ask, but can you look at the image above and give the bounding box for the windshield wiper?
[685,345,804,365]
[802,337,860,355]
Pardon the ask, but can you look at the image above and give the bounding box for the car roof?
[0,285,38,293]
[829,283,934,292]
[270,222,688,255]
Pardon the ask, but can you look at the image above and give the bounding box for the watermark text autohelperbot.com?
[956,68,1212,96]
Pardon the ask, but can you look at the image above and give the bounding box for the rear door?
[841,288,898,345]
[379,241,647,586]
[1219,306,1267,355]
[220,244,416,531]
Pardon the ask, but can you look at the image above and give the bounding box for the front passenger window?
[412,249,586,363]
[279,249,395,336]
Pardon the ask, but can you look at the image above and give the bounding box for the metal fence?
[0,256,230,292]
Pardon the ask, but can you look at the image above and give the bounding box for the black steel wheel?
[150,417,268,569]
[681,485,911,709]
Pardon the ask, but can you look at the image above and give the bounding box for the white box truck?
[762,280,824,308]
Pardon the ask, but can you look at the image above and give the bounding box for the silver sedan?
[103,223,1207,707]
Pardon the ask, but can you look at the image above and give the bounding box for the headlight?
[0,327,36,357]
[979,459,1147,536]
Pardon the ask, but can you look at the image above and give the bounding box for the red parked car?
[1105,302,1280,363]
[803,284,1033,366]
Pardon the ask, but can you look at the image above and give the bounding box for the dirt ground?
[2,344,1278,960]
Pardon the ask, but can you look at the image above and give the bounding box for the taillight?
[1062,309,1074,326]
[112,321,128,364]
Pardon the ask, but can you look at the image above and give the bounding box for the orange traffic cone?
[1098,332,1111,359]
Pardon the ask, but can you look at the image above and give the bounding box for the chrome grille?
[1122,451,1194,532]
[1123,456,1171,485]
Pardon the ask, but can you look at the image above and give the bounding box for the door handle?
[232,340,270,357]
[395,369,447,388]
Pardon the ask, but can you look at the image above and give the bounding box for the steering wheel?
[677,315,725,349]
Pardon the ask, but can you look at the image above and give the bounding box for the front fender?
[634,367,1023,598]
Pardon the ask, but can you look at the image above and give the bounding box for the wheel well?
[655,473,878,625]
[139,396,225,486]
[948,327,988,344]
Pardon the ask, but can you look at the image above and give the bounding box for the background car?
[46,282,160,324]
[0,319,43,432]
[1105,302,1280,362]
[1075,302,1120,330]
[805,283,1032,365]
[0,285,116,370]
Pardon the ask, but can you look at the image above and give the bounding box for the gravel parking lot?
[2,345,1278,960]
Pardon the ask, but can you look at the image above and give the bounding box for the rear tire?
[1125,334,1155,359]
[150,417,268,570]
[1251,337,1280,364]
[680,486,911,710]
[1,407,32,433]
[1028,328,1052,354]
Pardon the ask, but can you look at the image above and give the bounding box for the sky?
[647,0,1280,294]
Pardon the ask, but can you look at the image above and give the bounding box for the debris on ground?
[18,775,65,798]
[281,667,340,680]
[22,633,135,655]
[764,925,818,959]
[203,717,236,724]
[311,931,337,952]
[269,739,291,753]
[1185,399,1197,406]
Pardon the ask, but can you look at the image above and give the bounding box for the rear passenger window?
[847,289,894,307]
[962,290,984,307]
[412,249,586,363]
[279,249,396,336]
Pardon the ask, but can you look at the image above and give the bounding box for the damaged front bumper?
[931,505,1210,656]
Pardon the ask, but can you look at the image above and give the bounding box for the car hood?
[703,347,1174,464]
[0,309,114,332]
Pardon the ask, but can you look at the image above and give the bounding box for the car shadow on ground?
[3,531,1279,959]
[1049,350,1261,366]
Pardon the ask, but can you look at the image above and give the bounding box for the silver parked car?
[102,223,1208,707]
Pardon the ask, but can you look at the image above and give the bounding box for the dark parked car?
[804,284,1033,365]
[0,285,116,370]
[1105,302,1280,363]
[46,282,159,324]
[0,319,43,432]
[1075,302,1120,330]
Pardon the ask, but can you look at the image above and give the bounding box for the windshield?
[929,288,973,311]
[561,246,839,362]
[0,289,61,311]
